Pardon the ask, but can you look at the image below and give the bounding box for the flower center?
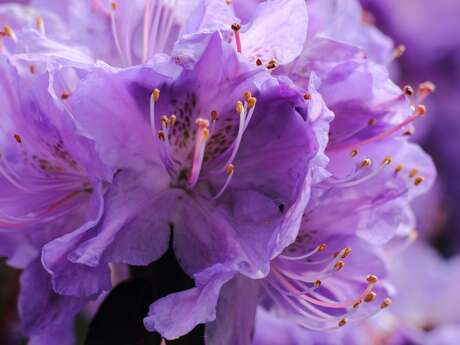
[150,89,257,198]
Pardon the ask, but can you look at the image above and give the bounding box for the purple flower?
[39,32,323,340]
[0,55,112,344]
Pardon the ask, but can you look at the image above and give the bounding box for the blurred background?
[1,0,460,344]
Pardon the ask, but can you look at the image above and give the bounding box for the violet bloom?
[40,32,323,341]
[0,56,113,344]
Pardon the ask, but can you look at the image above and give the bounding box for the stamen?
[359,159,372,169]
[255,58,263,66]
[364,292,377,302]
[231,23,242,53]
[393,44,406,59]
[303,93,311,101]
[35,16,45,35]
[380,298,392,309]
[338,318,347,327]
[212,163,234,200]
[187,118,210,187]
[280,243,327,261]
[150,88,160,131]
[110,2,126,65]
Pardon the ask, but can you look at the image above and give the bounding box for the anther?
[366,275,378,284]
[236,101,244,114]
[13,134,22,143]
[318,243,327,252]
[111,2,118,10]
[409,168,418,178]
[342,247,352,258]
[338,318,348,327]
[368,118,377,126]
[244,91,252,102]
[248,97,257,109]
[403,85,414,96]
[267,59,278,70]
[161,115,169,128]
[255,58,263,66]
[334,260,345,271]
[60,92,70,100]
[415,104,426,116]
[314,280,322,288]
[226,163,234,175]
[226,0,233,4]
[303,92,311,100]
[395,164,403,173]
[359,158,372,169]
[152,88,160,103]
[231,23,242,53]
[35,16,45,35]
[381,156,392,165]
[170,115,176,127]
[418,81,436,96]
[414,176,424,186]
[353,300,362,309]
[29,64,36,74]
[380,298,392,309]
[351,149,358,157]
[393,44,406,59]
[211,110,218,121]
[157,131,165,141]
[364,292,377,302]
[3,25,15,38]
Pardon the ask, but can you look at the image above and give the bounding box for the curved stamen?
[212,164,234,200]
[110,2,126,65]
[143,0,153,62]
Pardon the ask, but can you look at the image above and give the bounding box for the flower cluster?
[0,1,435,344]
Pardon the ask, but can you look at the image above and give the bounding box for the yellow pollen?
[161,115,169,127]
[303,92,311,100]
[231,23,241,31]
[203,128,210,139]
[318,243,327,252]
[13,134,22,143]
[111,2,118,10]
[382,156,392,165]
[170,115,176,126]
[366,274,378,284]
[409,168,418,178]
[415,104,427,116]
[3,25,14,37]
[353,300,362,309]
[255,58,263,66]
[226,163,234,175]
[395,164,404,173]
[342,247,352,258]
[244,91,252,102]
[359,158,372,169]
[364,292,377,302]
[351,149,358,157]
[211,110,218,121]
[236,101,244,114]
[157,131,165,141]
[380,298,392,309]
[414,176,424,186]
[403,85,414,96]
[152,88,160,102]
[338,318,348,327]
[368,118,377,126]
[314,280,321,288]
[334,260,345,271]
[35,16,44,30]
[248,97,257,109]
[393,44,406,58]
